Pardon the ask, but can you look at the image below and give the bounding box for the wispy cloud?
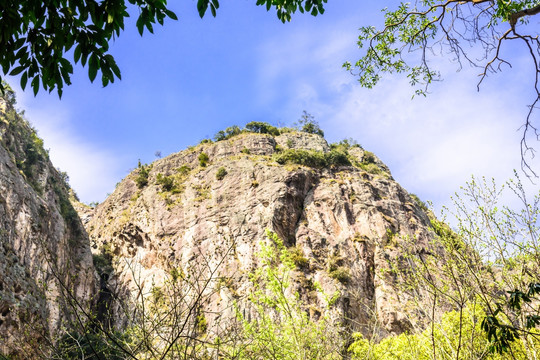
[11,85,127,203]
[255,20,540,211]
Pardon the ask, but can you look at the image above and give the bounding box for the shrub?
[135,161,151,188]
[330,138,361,151]
[329,267,351,284]
[359,163,381,175]
[216,167,227,180]
[289,246,309,269]
[274,149,354,169]
[92,253,114,278]
[177,165,191,175]
[57,331,129,360]
[328,254,350,284]
[198,152,209,167]
[156,173,175,192]
[214,125,242,141]
[274,149,327,168]
[325,150,351,167]
[241,147,250,154]
[245,121,280,136]
[362,150,376,164]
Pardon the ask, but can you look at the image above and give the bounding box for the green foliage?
[289,246,309,269]
[214,125,242,141]
[327,254,350,284]
[357,150,384,174]
[177,164,191,175]
[409,193,428,212]
[92,253,114,278]
[362,150,376,164]
[274,148,354,169]
[330,138,361,151]
[349,302,540,360]
[389,174,540,357]
[56,331,129,360]
[254,0,327,23]
[325,149,352,167]
[296,111,324,137]
[344,0,539,98]
[232,230,343,359]
[245,121,280,136]
[216,167,228,180]
[2,98,49,192]
[50,175,80,235]
[359,163,382,174]
[134,161,151,188]
[329,267,351,284]
[193,184,211,201]
[1,0,328,96]
[274,148,328,168]
[198,152,209,167]
[155,173,175,191]
[0,0,170,96]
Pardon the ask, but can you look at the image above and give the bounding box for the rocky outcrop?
[0,91,97,358]
[86,130,435,339]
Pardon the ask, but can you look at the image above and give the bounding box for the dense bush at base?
[349,302,540,360]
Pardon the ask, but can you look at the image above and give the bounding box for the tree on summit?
[0,0,327,97]
[344,0,540,173]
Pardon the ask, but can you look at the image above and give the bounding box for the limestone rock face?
[0,95,97,358]
[87,131,435,338]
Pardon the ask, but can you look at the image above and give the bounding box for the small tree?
[198,152,209,167]
[231,230,343,359]
[296,111,324,137]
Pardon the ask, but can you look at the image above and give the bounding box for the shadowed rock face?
[0,95,97,358]
[86,131,435,339]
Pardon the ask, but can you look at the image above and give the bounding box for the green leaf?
[88,54,98,82]
[104,55,121,79]
[136,17,144,36]
[20,72,28,89]
[9,66,25,76]
[197,0,209,18]
[74,45,82,63]
[165,10,178,20]
[31,76,40,96]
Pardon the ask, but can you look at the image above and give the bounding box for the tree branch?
[510,3,540,28]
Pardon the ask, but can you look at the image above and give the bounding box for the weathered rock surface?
[0,94,97,358]
[86,131,435,339]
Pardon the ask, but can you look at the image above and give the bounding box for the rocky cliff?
[0,90,97,358]
[85,128,435,340]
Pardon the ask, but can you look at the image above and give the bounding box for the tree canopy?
[0,0,327,97]
[344,0,540,173]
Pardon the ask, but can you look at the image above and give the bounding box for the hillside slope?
[86,129,436,340]
[0,90,97,358]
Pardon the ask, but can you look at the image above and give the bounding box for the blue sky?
[6,0,540,211]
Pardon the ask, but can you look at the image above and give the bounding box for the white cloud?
[9,84,127,203]
[40,126,126,203]
[255,21,540,212]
